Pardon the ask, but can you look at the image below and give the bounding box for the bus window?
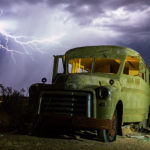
[68,58,93,73]
[123,56,139,76]
[94,58,120,74]
[149,74,150,85]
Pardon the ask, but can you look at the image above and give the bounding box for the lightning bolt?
[0,30,66,63]
[0,9,66,63]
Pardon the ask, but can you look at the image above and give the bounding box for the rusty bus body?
[29,45,150,142]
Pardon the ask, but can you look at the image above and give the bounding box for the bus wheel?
[97,110,117,142]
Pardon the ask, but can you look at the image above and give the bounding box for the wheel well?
[116,100,123,135]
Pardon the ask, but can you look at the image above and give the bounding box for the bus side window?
[58,58,64,73]
[123,56,139,76]
[149,74,150,85]
[142,73,145,80]
[139,59,147,81]
[144,72,146,81]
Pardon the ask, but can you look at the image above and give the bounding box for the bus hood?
[54,73,120,91]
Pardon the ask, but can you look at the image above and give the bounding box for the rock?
[122,125,133,136]
[73,135,80,140]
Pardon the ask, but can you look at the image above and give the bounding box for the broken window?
[94,58,120,74]
[123,56,139,76]
[68,58,93,73]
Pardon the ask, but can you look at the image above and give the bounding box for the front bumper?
[38,114,112,130]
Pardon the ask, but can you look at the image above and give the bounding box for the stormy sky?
[0,0,150,92]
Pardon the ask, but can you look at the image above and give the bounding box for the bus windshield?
[68,57,121,74]
[94,58,121,74]
[68,58,93,73]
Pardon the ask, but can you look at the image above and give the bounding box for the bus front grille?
[39,91,92,117]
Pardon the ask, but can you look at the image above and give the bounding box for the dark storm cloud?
[44,0,150,9]
[1,0,149,14]
[0,0,26,8]
[39,0,150,31]
[1,0,150,24]
[1,0,150,90]
[44,0,150,17]
[1,0,150,11]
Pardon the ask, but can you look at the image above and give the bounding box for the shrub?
[0,84,29,132]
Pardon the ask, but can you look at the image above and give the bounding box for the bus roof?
[65,45,140,59]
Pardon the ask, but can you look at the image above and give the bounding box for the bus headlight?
[95,86,111,99]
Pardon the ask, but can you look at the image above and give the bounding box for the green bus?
[29,45,150,142]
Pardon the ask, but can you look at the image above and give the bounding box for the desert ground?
[1,98,150,150]
[1,127,150,150]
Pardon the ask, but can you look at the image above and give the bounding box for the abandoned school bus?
[29,45,150,142]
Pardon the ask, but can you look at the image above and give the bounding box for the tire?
[97,110,118,142]
[147,107,150,128]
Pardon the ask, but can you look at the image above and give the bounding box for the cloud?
[0,0,149,56]
[1,0,150,34]
[0,0,150,90]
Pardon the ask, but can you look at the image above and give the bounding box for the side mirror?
[41,78,47,84]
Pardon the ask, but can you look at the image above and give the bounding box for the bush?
[0,84,29,132]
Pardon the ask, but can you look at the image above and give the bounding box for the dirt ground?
[1,128,150,150]
[1,108,150,150]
